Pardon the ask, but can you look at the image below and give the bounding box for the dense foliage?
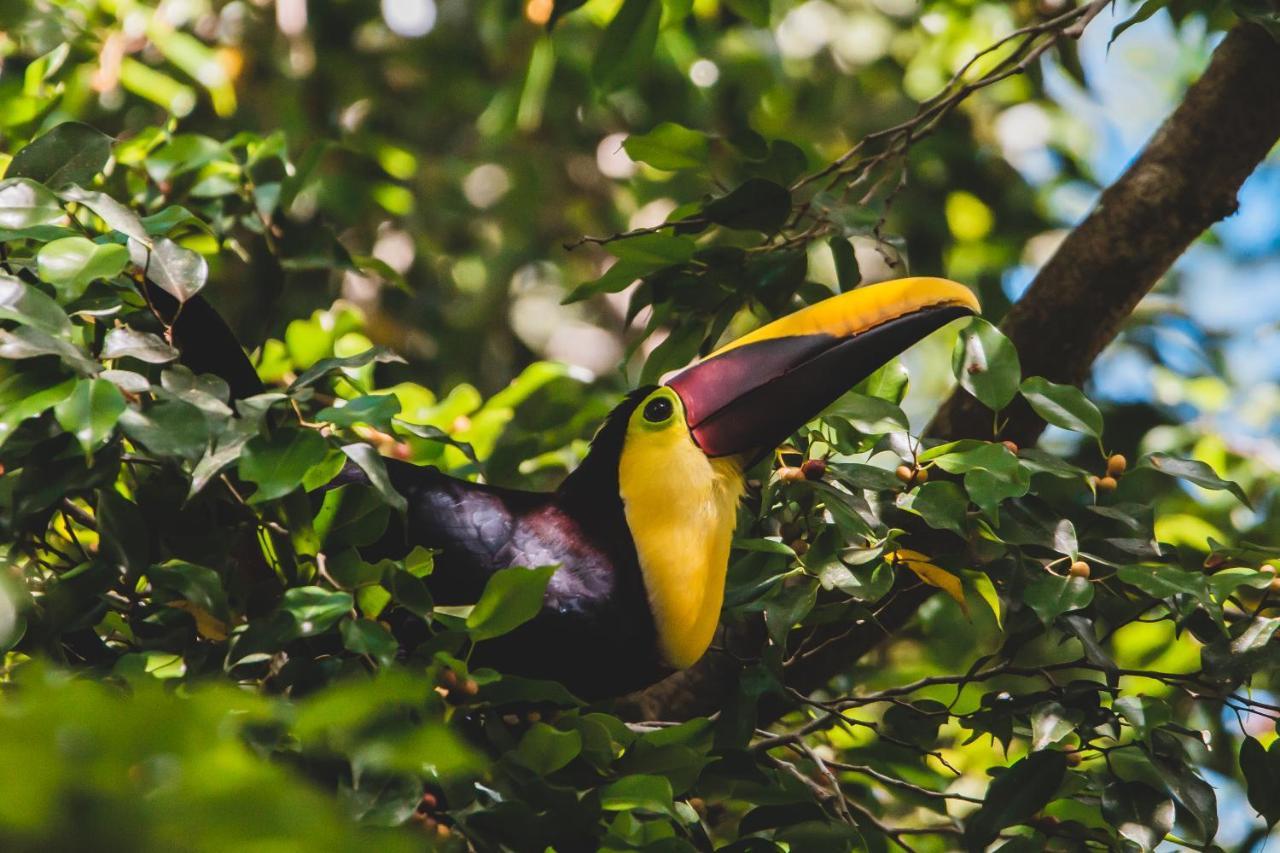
[1,1,1279,851]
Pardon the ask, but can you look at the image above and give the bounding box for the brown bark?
[621,22,1280,723]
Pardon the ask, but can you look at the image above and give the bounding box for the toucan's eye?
[643,397,673,423]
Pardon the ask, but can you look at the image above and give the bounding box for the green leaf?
[8,122,113,188]
[466,565,557,642]
[59,186,151,245]
[101,327,179,364]
[903,481,969,536]
[826,392,908,435]
[1030,701,1076,750]
[1024,572,1093,625]
[592,0,663,93]
[0,178,66,229]
[1101,781,1175,851]
[340,443,407,514]
[141,205,214,237]
[883,699,946,749]
[953,318,1021,411]
[622,122,710,171]
[148,559,229,620]
[316,394,401,431]
[119,399,211,461]
[702,178,791,233]
[1154,756,1217,843]
[313,484,391,550]
[36,237,129,300]
[599,773,677,817]
[509,723,583,775]
[1019,376,1103,440]
[145,134,225,183]
[1141,452,1250,507]
[0,370,75,448]
[187,427,254,498]
[0,274,72,337]
[1240,736,1280,826]
[128,237,207,303]
[0,326,99,374]
[54,378,126,455]
[1112,695,1171,740]
[1052,519,1078,557]
[289,348,406,391]
[964,751,1067,850]
[280,586,353,637]
[239,429,329,503]
[854,357,908,404]
[1116,564,1207,600]
[392,420,479,464]
[339,618,397,665]
[609,232,697,266]
[828,237,860,292]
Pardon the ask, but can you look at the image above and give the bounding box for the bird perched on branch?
[157,277,978,698]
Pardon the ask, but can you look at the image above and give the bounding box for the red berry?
[801,458,827,481]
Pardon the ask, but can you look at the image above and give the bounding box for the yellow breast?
[618,428,744,670]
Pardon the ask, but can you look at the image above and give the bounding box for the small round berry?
[915,467,929,484]
[1261,564,1276,576]
[1106,453,1127,477]
[790,539,810,557]
[895,464,914,484]
[777,466,806,484]
[1096,476,1118,492]
[1069,561,1091,579]
[801,458,828,481]
[462,679,479,696]
[1001,440,1019,454]
[440,669,458,687]
[1270,577,1280,594]
[1064,751,1083,767]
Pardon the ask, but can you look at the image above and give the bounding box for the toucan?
[156,277,979,698]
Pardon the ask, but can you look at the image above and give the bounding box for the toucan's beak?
[664,277,979,459]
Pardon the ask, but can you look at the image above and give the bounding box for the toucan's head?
[574,276,980,671]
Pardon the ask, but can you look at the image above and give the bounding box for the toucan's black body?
[152,276,978,699]
[342,392,668,697]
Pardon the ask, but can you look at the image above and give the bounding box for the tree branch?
[621,22,1280,723]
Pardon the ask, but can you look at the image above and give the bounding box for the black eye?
[643,397,673,423]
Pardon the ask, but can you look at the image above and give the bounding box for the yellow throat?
[617,388,745,670]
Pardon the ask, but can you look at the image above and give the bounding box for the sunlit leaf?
[466,565,557,642]
[953,318,1021,410]
[8,122,113,188]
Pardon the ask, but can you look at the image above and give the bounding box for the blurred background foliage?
[1,0,1279,850]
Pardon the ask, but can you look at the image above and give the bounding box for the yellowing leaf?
[167,600,229,641]
[889,549,969,616]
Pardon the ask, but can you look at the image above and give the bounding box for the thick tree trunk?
[622,22,1280,722]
